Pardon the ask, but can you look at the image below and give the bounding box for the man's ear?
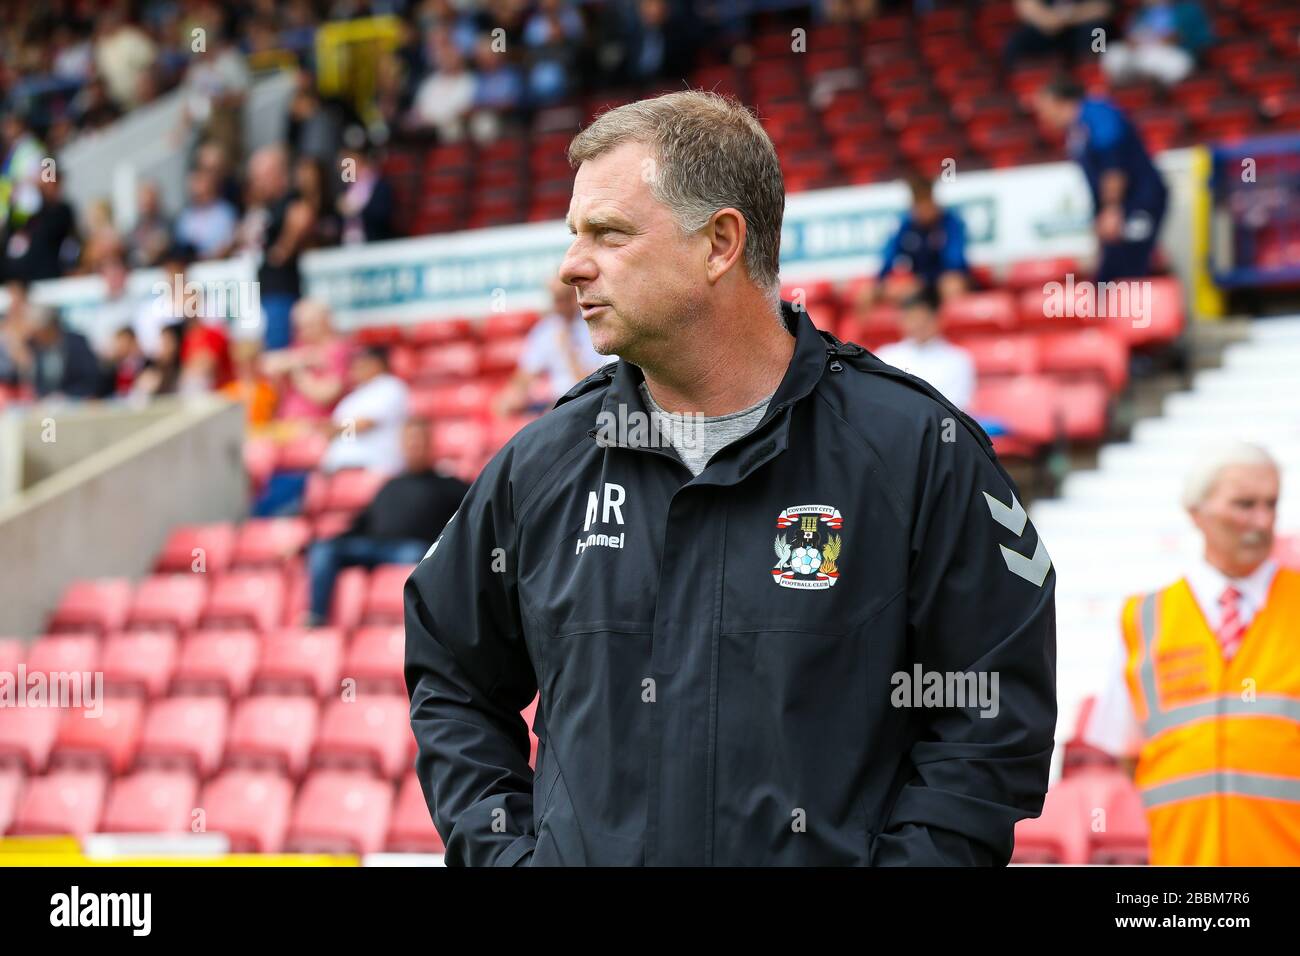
[704,208,747,284]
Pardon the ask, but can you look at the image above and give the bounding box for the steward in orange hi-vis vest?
[1120,568,1300,866]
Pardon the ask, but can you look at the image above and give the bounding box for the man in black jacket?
[406,91,1057,867]
[12,305,103,399]
[307,418,468,627]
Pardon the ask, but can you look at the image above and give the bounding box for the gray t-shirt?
[639,382,774,477]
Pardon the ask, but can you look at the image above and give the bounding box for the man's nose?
[558,241,594,288]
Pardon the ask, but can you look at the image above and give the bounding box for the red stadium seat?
[0,707,63,773]
[127,574,209,633]
[939,291,1018,335]
[200,570,286,632]
[101,631,179,697]
[969,376,1059,450]
[137,696,230,778]
[322,469,387,515]
[232,518,311,568]
[46,578,133,634]
[154,523,236,574]
[200,770,295,852]
[280,563,366,630]
[431,418,487,460]
[953,335,1041,377]
[414,341,481,382]
[1004,256,1082,291]
[344,627,405,693]
[26,633,100,678]
[243,436,279,491]
[411,381,492,419]
[1037,329,1129,393]
[361,564,416,626]
[386,771,445,853]
[276,431,329,472]
[0,767,23,835]
[8,769,107,837]
[1098,276,1185,349]
[406,318,474,347]
[99,769,200,834]
[313,695,413,779]
[482,311,539,338]
[172,630,260,697]
[225,696,319,778]
[52,696,146,775]
[1054,380,1111,442]
[253,628,345,697]
[1017,285,1090,332]
[480,335,529,374]
[286,770,394,855]
[312,511,356,541]
[0,638,20,675]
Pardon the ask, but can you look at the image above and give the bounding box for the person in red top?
[155,243,235,392]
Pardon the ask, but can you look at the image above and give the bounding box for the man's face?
[1190,464,1279,578]
[899,302,938,342]
[559,140,706,364]
[402,423,430,469]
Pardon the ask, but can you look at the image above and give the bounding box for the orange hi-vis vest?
[1121,567,1300,866]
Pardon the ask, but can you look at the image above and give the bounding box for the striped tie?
[1216,585,1247,660]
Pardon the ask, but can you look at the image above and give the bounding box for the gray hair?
[1182,440,1279,509]
[567,90,785,309]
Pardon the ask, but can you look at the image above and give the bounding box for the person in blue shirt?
[861,172,971,311]
[1034,78,1168,282]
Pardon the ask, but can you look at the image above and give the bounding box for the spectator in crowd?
[51,22,95,85]
[337,144,395,245]
[0,112,47,238]
[175,167,238,260]
[261,298,350,420]
[130,322,182,398]
[318,344,410,476]
[70,76,123,131]
[126,181,173,269]
[93,3,159,110]
[135,242,195,359]
[303,418,469,627]
[79,198,125,275]
[1034,78,1168,281]
[92,255,137,355]
[176,26,251,163]
[220,338,278,425]
[287,69,346,166]
[621,0,698,84]
[102,325,148,396]
[195,139,243,214]
[294,156,342,250]
[860,172,970,313]
[11,304,103,399]
[409,32,476,141]
[1102,0,1212,88]
[0,279,33,385]
[240,145,310,349]
[523,0,585,105]
[1082,442,1299,865]
[495,273,606,416]
[874,293,976,411]
[1005,0,1115,68]
[3,173,78,282]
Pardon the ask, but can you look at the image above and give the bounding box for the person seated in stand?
[874,293,976,411]
[304,418,468,627]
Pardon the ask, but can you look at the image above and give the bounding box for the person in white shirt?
[494,274,608,416]
[874,293,976,410]
[1083,441,1283,761]
[319,345,410,477]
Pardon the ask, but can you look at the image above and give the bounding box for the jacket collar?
[590,301,839,483]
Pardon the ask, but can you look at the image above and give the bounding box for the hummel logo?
[576,482,627,555]
[983,490,1051,587]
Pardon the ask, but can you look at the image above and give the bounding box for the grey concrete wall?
[0,397,247,638]
[18,401,178,490]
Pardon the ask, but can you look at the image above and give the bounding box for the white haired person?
[1082,441,1300,865]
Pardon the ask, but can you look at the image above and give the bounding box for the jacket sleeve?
[404,452,538,866]
[871,415,1057,866]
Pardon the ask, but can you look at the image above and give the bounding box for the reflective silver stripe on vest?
[1137,592,1161,736]
[1142,771,1300,809]
[1136,588,1300,736]
[1146,694,1300,736]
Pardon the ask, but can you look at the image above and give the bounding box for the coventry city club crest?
[772,505,844,590]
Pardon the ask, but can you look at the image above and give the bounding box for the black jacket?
[405,302,1057,866]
